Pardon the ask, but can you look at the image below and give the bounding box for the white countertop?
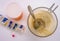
[0,0,60,41]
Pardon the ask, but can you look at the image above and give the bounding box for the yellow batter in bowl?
[27,7,58,37]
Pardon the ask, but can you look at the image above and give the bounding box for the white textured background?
[0,0,60,41]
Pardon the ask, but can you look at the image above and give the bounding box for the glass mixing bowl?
[27,7,58,37]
